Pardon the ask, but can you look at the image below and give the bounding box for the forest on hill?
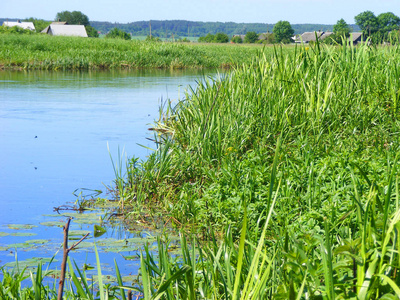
[90,20,360,37]
[0,18,359,37]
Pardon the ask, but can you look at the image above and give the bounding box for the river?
[0,69,214,284]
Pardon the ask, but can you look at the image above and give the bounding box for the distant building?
[3,20,35,31]
[41,23,88,37]
[294,31,334,43]
[294,31,364,45]
[350,32,363,45]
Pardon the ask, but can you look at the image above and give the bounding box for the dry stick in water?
[57,217,90,300]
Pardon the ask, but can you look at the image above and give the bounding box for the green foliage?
[23,18,51,33]
[355,10,400,43]
[244,31,259,43]
[0,34,262,70]
[333,18,351,37]
[213,32,229,43]
[90,20,340,37]
[273,20,294,43]
[118,42,400,298]
[355,10,379,37]
[198,33,215,43]
[0,25,34,35]
[105,28,131,40]
[231,35,243,43]
[55,10,90,26]
[145,35,161,42]
[85,25,99,38]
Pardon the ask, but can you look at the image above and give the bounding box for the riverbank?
[119,42,400,298]
[0,34,281,70]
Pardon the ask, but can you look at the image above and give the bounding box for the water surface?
[0,69,213,280]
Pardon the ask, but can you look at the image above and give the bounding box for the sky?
[1,0,399,25]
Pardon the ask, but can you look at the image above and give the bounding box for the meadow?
[2,38,400,299]
[0,34,269,70]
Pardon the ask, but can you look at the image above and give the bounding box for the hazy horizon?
[1,0,398,25]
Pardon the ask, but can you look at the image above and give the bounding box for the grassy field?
[3,39,400,299]
[0,34,276,70]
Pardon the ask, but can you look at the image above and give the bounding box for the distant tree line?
[90,20,347,38]
[2,10,399,45]
[322,11,400,45]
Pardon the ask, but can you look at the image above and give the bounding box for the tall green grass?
[0,34,269,70]
[119,40,400,298]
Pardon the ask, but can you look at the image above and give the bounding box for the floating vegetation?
[7,224,37,230]
[39,221,66,227]
[9,232,37,237]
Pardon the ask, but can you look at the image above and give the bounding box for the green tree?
[355,10,378,36]
[55,11,90,26]
[273,21,294,43]
[85,25,99,38]
[23,18,50,33]
[198,33,215,43]
[231,35,243,43]
[106,28,131,40]
[333,18,351,37]
[377,12,400,36]
[214,32,229,43]
[244,31,259,43]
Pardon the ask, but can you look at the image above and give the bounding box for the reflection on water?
[0,69,216,280]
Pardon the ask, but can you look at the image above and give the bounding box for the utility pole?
[149,20,152,38]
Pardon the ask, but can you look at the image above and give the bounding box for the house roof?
[42,24,88,37]
[3,21,35,31]
[351,32,363,42]
[295,31,334,43]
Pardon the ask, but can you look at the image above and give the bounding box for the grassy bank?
[116,41,400,298]
[0,34,272,70]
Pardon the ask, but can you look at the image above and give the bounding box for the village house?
[294,31,363,45]
[3,20,35,31]
[41,22,88,37]
[293,31,334,43]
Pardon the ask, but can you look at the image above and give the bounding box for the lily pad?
[10,232,37,237]
[7,243,32,249]
[0,232,9,237]
[40,221,65,227]
[26,239,49,245]
[4,257,58,268]
[7,224,37,230]
[94,225,107,238]
[69,230,91,237]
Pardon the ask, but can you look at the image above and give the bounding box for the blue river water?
[0,69,215,284]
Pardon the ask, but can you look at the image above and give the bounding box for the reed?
[0,34,273,70]
[120,40,400,298]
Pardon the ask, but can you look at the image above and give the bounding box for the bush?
[105,28,131,40]
[244,31,259,43]
[231,36,243,43]
[214,32,229,43]
[0,25,35,35]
